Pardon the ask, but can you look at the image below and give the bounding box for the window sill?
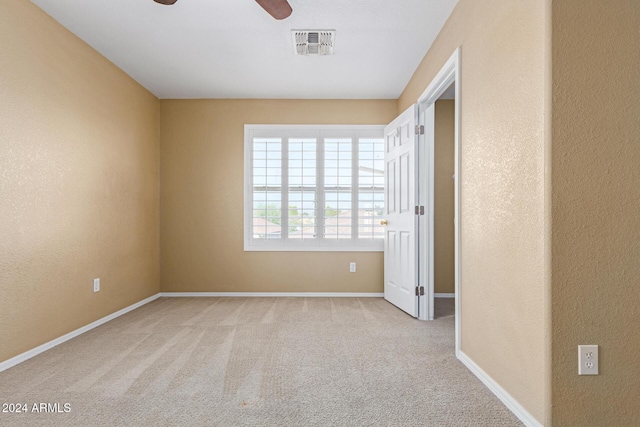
[244,243,383,252]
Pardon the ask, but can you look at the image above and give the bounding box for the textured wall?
[551,1,640,424]
[0,0,160,363]
[160,99,396,293]
[399,0,548,423]
[434,100,455,294]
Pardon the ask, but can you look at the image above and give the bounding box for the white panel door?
[383,105,418,317]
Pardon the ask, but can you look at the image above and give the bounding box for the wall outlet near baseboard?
[349,262,356,273]
[93,278,100,293]
[578,345,598,375]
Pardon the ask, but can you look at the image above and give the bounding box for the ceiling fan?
[152,0,293,20]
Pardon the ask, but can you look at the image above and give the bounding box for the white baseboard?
[435,293,455,298]
[457,351,543,427]
[0,293,161,373]
[159,292,384,298]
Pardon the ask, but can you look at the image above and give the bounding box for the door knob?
[380,220,388,226]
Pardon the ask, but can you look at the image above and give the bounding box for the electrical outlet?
[578,345,598,375]
[349,262,356,273]
[93,278,100,293]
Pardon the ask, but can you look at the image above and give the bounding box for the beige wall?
[551,1,640,424]
[434,100,455,294]
[0,0,160,363]
[400,0,548,423]
[160,99,396,293]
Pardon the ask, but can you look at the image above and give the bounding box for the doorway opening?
[416,48,461,354]
[432,91,455,320]
[381,48,460,353]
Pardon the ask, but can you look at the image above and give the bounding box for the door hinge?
[415,125,424,135]
[415,206,425,215]
[415,286,425,296]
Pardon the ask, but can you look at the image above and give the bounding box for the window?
[245,125,385,251]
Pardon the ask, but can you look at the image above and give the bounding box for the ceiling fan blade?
[153,0,178,5]
[255,0,292,20]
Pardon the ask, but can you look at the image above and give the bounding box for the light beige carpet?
[0,297,522,426]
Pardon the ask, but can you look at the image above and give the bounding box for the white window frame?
[244,124,385,252]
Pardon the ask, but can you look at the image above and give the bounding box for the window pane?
[252,192,282,240]
[324,138,352,189]
[324,191,352,239]
[288,191,317,239]
[358,138,385,239]
[324,138,353,239]
[288,138,317,240]
[252,138,282,240]
[289,138,316,188]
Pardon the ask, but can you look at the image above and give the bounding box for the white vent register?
[292,30,335,55]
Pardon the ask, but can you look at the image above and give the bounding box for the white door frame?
[417,48,461,355]
[417,103,435,321]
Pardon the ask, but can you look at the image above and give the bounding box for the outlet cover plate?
[578,345,598,375]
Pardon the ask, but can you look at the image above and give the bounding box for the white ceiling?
[31,0,458,100]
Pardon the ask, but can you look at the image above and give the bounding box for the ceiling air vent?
[292,30,335,56]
